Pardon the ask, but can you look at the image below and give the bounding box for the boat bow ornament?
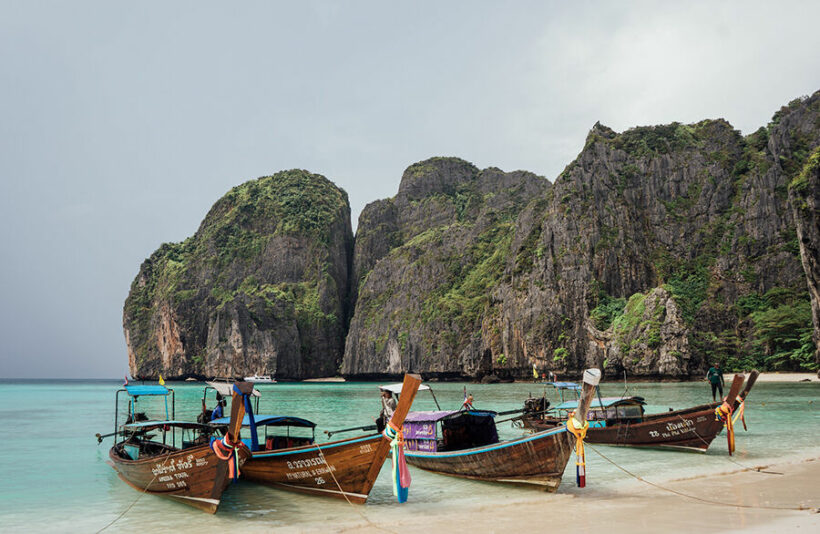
[383,420,411,503]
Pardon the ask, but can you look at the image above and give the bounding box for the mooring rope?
[672,413,782,474]
[314,440,397,534]
[97,450,173,533]
[587,445,813,512]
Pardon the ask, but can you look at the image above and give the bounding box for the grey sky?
[1,1,818,378]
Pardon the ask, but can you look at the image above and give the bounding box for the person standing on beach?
[706,362,725,401]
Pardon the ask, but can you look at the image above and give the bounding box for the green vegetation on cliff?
[123,169,352,379]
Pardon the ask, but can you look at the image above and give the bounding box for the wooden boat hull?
[108,443,244,513]
[241,433,390,504]
[404,427,574,491]
[522,403,724,452]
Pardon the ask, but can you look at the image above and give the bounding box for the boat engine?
[523,396,549,414]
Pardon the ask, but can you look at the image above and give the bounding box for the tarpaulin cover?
[206,381,261,397]
[124,385,169,396]
[403,410,459,423]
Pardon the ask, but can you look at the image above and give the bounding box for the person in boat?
[706,362,725,401]
[376,390,397,432]
[199,392,227,423]
[462,394,474,410]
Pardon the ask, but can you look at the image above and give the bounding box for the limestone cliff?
[790,146,820,368]
[123,170,353,379]
[124,92,820,380]
[342,158,549,378]
[342,91,820,378]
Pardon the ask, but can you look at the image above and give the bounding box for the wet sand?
[273,456,820,534]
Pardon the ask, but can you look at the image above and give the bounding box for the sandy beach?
[269,456,820,534]
[753,372,819,383]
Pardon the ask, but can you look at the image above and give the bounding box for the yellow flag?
[159,375,165,385]
[532,363,538,379]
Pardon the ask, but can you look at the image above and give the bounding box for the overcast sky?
[1,1,818,378]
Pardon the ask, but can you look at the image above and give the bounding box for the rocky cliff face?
[342,91,820,378]
[342,158,549,378]
[790,146,820,368]
[125,92,820,380]
[123,170,353,379]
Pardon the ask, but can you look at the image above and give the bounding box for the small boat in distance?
[244,374,275,383]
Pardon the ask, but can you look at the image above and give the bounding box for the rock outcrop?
[790,146,820,368]
[341,91,820,378]
[123,170,353,379]
[124,91,820,380]
[342,158,549,378]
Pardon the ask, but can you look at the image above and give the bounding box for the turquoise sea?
[0,379,817,532]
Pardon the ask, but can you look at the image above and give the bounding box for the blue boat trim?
[252,434,381,457]
[405,427,567,459]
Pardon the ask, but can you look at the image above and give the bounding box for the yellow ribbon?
[714,401,735,455]
[566,412,589,468]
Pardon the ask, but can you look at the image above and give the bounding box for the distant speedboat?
[244,374,275,383]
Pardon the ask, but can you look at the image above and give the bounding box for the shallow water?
[0,378,817,532]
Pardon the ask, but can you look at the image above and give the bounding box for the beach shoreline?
[268,456,820,534]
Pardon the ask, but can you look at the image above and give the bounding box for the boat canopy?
[121,420,210,431]
[404,409,496,423]
[206,381,261,397]
[124,385,170,396]
[554,396,645,410]
[379,382,431,395]
[210,414,316,429]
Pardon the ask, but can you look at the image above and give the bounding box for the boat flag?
[159,375,165,386]
[124,375,129,386]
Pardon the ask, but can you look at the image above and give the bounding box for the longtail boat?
[104,382,253,513]
[212,373,422,503]
[401,369,601,491]
[519,370,758,454]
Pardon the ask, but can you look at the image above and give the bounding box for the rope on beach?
[673,413,783,475]
[587,445,812,512]
[314,441,397,534]
[96,451,173,533]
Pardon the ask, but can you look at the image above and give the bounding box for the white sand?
[753,372,818,382]
[269,457,820,534]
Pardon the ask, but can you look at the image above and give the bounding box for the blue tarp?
[124,385,170,396]
[210,414,316,429]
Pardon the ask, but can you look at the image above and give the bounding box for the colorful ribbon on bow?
[566,412,590,487]
[383,421,411,503]
[714,401,735,455]
[211,434,242,482]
